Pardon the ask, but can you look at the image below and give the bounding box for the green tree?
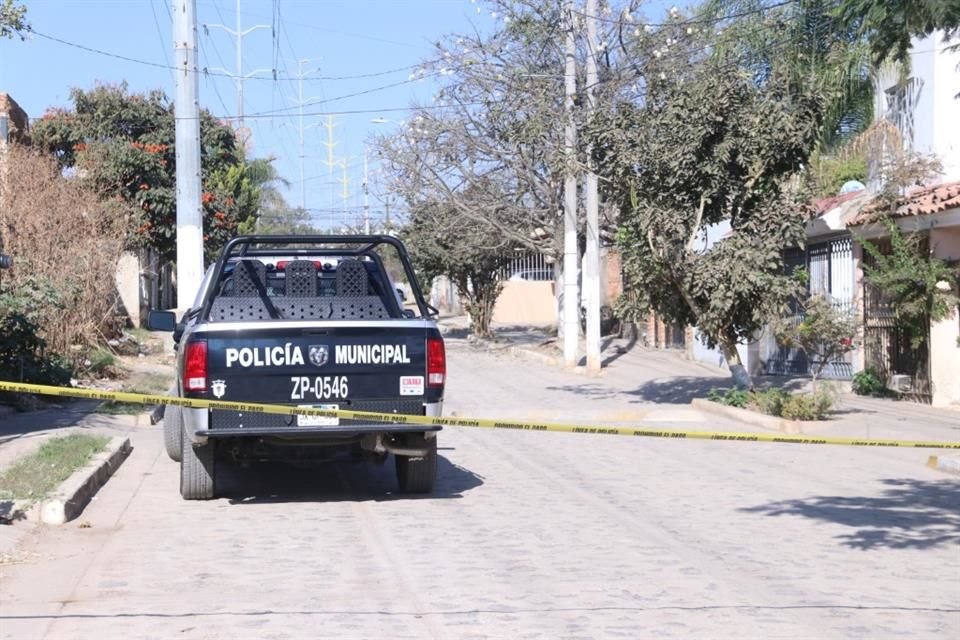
[594,15,823,387]
[833,0,960,64]
[234,157,292,235]
[705,0,874,148]
[30,84,275,262]
[0,0,27,39]
[251,206,319,235]
[402,194,521,338]
[862,221,958,349]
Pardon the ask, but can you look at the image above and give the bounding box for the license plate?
[297,404,339,427]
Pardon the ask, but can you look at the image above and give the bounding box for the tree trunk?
[468,293,496,339]
[455,275,500,340]
[721,340,752,389]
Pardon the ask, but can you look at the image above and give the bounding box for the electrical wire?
[149,0,171,70]
[571,0,796,27]
[27,28,438,84]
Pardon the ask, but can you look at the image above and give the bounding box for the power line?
[572,0,796,27]
[198,37,231,114]
[149,0,171,70]
[27,28,438,84]
[215,3,425,49]
[244,74,443,118]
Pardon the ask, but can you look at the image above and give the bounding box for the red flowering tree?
[31,84,269,262]
[773,293,859,390]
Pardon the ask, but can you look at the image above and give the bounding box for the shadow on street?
[223,454,484,505]
[0,399,106,444]
[740,478,960,550]
[627,376,731,404]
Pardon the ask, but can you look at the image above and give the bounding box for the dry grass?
[0,145,128,357]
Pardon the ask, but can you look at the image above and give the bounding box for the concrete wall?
[875,32,960,183]
[116,252,142,327]
[925,32,960,181]
[929,226,960,407]
[493,280,556,326]
[690,330,750,374]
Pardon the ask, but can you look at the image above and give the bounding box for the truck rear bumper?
[184,400,443,444]
[196,424,441,438]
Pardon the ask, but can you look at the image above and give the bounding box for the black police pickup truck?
[149,235,445,500]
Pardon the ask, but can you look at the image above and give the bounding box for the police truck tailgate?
[187,325,444,434]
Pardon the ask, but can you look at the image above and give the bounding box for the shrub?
[82,346,120,378]
[852,367,893,397]
[707,385,837,421]
[0,306,71,386]
[780,386,836,421]
[708,387,749,408]
[0,145,127,356]
[749,388,789,417]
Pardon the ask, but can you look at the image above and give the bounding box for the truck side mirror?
[147,310,177,332]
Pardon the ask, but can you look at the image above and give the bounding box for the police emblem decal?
[211,379,227,399]
[308,345,329,367]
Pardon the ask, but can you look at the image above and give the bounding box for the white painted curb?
[37,436,132,525]
[927,455,960,476]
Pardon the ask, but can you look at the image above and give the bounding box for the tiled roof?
[851,181,960,225]
[813,189,863,214]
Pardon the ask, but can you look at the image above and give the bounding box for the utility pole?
[286,58,321,212]
[584,0,602,373]
[338,158,352,205]
[320,115,340,230]
[203,0,271,131]
[562,0,579,367]
[173,0,204,309]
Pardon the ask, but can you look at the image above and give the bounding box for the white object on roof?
[839,180,866,194]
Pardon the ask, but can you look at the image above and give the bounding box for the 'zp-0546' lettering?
[291,376,349,401]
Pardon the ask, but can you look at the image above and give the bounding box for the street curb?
[508,345,562,367]
[690,398,806,434]
[40,436,132,525]
[4,437,134,525]
[927,455,960,476]
[466,335,601,375]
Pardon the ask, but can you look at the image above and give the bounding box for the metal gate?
[862,240,931,401]
[765,241,855,379]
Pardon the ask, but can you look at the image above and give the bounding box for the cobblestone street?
[1,339,958,639]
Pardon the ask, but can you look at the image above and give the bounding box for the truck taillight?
[184,340,208,392]
[427,337,446,387]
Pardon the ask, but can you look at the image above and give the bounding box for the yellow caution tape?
[1,380,958,449]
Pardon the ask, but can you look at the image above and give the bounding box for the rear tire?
[163,404,183,462]
[180,424,216,500]
[395,435,437,494]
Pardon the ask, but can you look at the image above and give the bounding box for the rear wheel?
[180,425,216,500]
[163,404,183,462]
[395,435,437,494]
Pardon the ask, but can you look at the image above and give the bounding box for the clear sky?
[0,0,674,229]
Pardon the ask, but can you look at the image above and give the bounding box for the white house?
[688,31,960,401]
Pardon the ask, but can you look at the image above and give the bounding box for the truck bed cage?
[201,235,436,321]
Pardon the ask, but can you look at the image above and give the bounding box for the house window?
[884,77,923,150]
[806,238,853,309]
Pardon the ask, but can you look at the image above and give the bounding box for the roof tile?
[850,181,960,225]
